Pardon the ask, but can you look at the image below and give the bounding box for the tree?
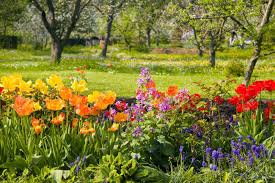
[113,7,138,50]
[229,0,274,85]
[0,0,27,35]
[134,0,169,48]
[91,0,128,57]
[170,0,228,66]
[32,0,92,63]
[16,5,49,49]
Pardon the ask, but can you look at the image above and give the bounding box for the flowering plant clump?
[0,68,274,182]
[227,80,275,143]
[0,73,117,135]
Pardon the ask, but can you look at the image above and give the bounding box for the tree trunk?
[146,28,151,48]
[198,49,203,57]
[192,26,203,57]
[155,29,160,47]
[101,15,114,57]
[209,31,216,67]
[243,0,274,85]
[51,39,62,63]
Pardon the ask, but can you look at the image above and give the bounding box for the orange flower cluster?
[51,112,65,125]
[79,122,96,135]
[60,87,73,101]
[114,112,128,123]
[31,117,45,134]
[69,95,88,107]
[45,98,65,111]
[93,92,116,111]
[167,86,178,96]
[1,73,118,136]
[13,96,35,117]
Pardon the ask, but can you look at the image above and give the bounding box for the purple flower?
[238,136,243,142]
[249,157,254,167]
[210,164,218,171]
[232,149,240,156]
[140,67,150,77]
[82,156,87,164]
[159,100,171,112]
[191,158,196,164]
[202,161,207,167]
[179,145,183,154]
[240,157,245,161]
[206,148,212,155]
[218,153,224,159]
[75,156,80,163]
[212,150,219,160]
[69,161,75,168]
[132,126,143,137]
[75,165,81,174]
[196,131,203,139]
[247,135,256,144]
[229,115,234,123]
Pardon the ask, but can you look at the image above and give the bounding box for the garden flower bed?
[0,68,274,182]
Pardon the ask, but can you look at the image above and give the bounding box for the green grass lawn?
[0,46,274,97]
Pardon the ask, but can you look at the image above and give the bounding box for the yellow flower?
[0,74,23,92]
[108,123,119,132]
[71,79,88,93]
[18,80,33,94]
[34,79,48,94]
[34,102,42,111]
[47,74,64,90]
[88,91,102,103]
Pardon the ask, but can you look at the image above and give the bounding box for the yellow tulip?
[71,79,88,93]
[47,74,64,90]
[18,80,33,94]
[88,91,102,103]
[34,102,42,111]
[34,79,48,94]
[0,74,23,92]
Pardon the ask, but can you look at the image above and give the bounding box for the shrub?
[225,60,245,77]
[0,35,20,49]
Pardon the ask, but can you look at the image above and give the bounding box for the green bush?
[225,60,245,77]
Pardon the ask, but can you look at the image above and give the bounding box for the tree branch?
[230,16,251,35]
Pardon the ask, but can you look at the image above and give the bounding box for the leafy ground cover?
[0,46,274,97]
[0,66,274,182]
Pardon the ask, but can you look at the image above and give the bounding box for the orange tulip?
[72,118,78,128]
[114,112,128,123]
[145,80,156,89]
[69,95,87,107]
[94,101,109,110]
[31,117,40,127]
[31,117,45,134]
[90,106,100,116]
[103,91,116,105]
[167,86,178,96]
[45,98,65,111]
[51,112,65,125]
[13,96,34,117]
[34,125,43,134]
[60,87,73,101]
[75,104,92,117]
[80,122,96,135]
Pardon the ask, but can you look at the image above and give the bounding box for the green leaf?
[0,156,28,170]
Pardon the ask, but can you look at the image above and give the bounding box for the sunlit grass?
[0,45,274,97]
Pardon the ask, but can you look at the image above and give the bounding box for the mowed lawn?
[0,46,274,97]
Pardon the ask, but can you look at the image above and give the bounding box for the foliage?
[225,60,245,77]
